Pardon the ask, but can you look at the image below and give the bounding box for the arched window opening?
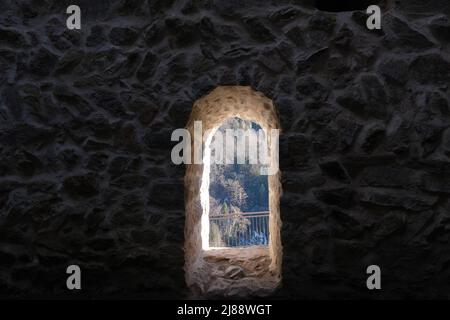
[184,86,282,298]
[206,118,269,248]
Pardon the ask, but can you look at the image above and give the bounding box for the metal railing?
[209,211,269,247]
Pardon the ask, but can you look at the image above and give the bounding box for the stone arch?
[184,86,282,297]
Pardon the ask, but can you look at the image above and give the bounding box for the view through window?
[208,118,269,248]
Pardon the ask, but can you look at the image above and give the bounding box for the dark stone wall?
[0,0,449,299]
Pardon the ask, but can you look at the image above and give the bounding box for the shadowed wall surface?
[0,0,449,299]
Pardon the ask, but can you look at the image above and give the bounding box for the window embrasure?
[184,86,282,298]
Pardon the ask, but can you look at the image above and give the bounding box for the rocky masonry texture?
[0,0,449,299]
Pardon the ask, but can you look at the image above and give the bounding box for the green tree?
[208,117,269,247]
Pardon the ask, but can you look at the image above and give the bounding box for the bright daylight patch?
[205,118,269,249]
